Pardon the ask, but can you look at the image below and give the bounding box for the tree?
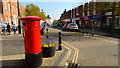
[39,12,47,20]
[25,4,41,16]
[53,20,57,24]
[25,4,47,20]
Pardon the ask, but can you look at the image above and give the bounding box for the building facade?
[0,0,19,25]
[59,1,120,30]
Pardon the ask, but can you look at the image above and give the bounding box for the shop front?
[88,15,102,28]
[80,16,92,28]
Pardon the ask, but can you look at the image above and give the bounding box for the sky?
[20,0,92,20]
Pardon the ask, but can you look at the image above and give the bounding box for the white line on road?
[49,27,79,65]
[52,37,72,66]
[62,40,79,64]
[0,54,25,61]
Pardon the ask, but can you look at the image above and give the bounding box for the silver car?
[67,23,78,30]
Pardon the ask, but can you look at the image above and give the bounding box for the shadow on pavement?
[1,59,27,68]
[54,26,120,39]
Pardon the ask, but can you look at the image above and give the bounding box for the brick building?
[78,5,83,17]
[19,4,25,18]
[0,0,19,25]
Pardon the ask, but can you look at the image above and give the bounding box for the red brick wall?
[78,5,83,17]
[19,4,25,17]
[2,1,18,25]
[84,3,88,16]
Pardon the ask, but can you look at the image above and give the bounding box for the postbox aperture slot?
[34,21,40,27]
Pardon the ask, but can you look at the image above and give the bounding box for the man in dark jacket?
[7,23,10,35]
[18,23,21,34]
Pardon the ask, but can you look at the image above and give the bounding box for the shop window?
[108,18,111,25]
[115,18,119,27]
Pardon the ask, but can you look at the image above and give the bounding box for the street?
[0,1,120,68]
[1,27,119,67]
[48,27,118,66]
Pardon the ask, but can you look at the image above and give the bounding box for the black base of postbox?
[25,52,43,67]
[42,47,55,57]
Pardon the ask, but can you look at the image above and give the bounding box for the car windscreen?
[69,24,76,26]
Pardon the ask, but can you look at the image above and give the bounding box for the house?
[0,0,19,25]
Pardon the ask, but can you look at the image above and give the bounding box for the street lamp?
[17,0,21,34]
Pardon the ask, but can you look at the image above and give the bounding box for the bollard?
[46,28,49,38]
[21,16,43,67]
[58,31,62,50]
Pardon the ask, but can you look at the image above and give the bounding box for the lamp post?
[17,0,21,34]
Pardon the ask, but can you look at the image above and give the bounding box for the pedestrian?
[18,23,21,34]
[7,23,11,35]
[13,24,16,34]
[2,23,7,35]
[92,21,95,36]
[45,28,49,38]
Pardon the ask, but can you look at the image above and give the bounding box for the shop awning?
[80,16,91,21]
[88,15,101,19]
[60,20,69,23]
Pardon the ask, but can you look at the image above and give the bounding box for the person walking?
[2,23,7,35]
[18,23,21,34]
[7,23,11,35]
[92,21,95,36]
[13,24,17,34]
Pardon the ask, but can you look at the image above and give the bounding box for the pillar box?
[21,16,42,67]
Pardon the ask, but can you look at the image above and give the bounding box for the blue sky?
[20,1,91,20]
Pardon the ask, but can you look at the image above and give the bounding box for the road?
[48,27,118,66]
[1,27,118,67]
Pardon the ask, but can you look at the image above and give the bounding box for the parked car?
[63,23,78,31]
[63,23,69,30]
[52,24,58,27]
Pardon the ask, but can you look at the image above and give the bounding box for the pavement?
[1,31,70,68]
[79,28,120,39]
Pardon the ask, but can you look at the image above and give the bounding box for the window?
[12,5,14,12]
[8,2,10,11]
[6,16,8,23]
[0,17,1,21]
[108,18,111,25]
[4,1,7,10]
[115,18,119,27]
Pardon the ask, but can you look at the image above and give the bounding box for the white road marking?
[0,54,25,61]
[52,37,72,66]
[49,27,79,65]
[62,40,79,64]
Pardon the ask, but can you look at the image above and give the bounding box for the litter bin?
[42,43,56,57]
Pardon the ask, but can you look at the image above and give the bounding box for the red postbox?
[21,16,42,67]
